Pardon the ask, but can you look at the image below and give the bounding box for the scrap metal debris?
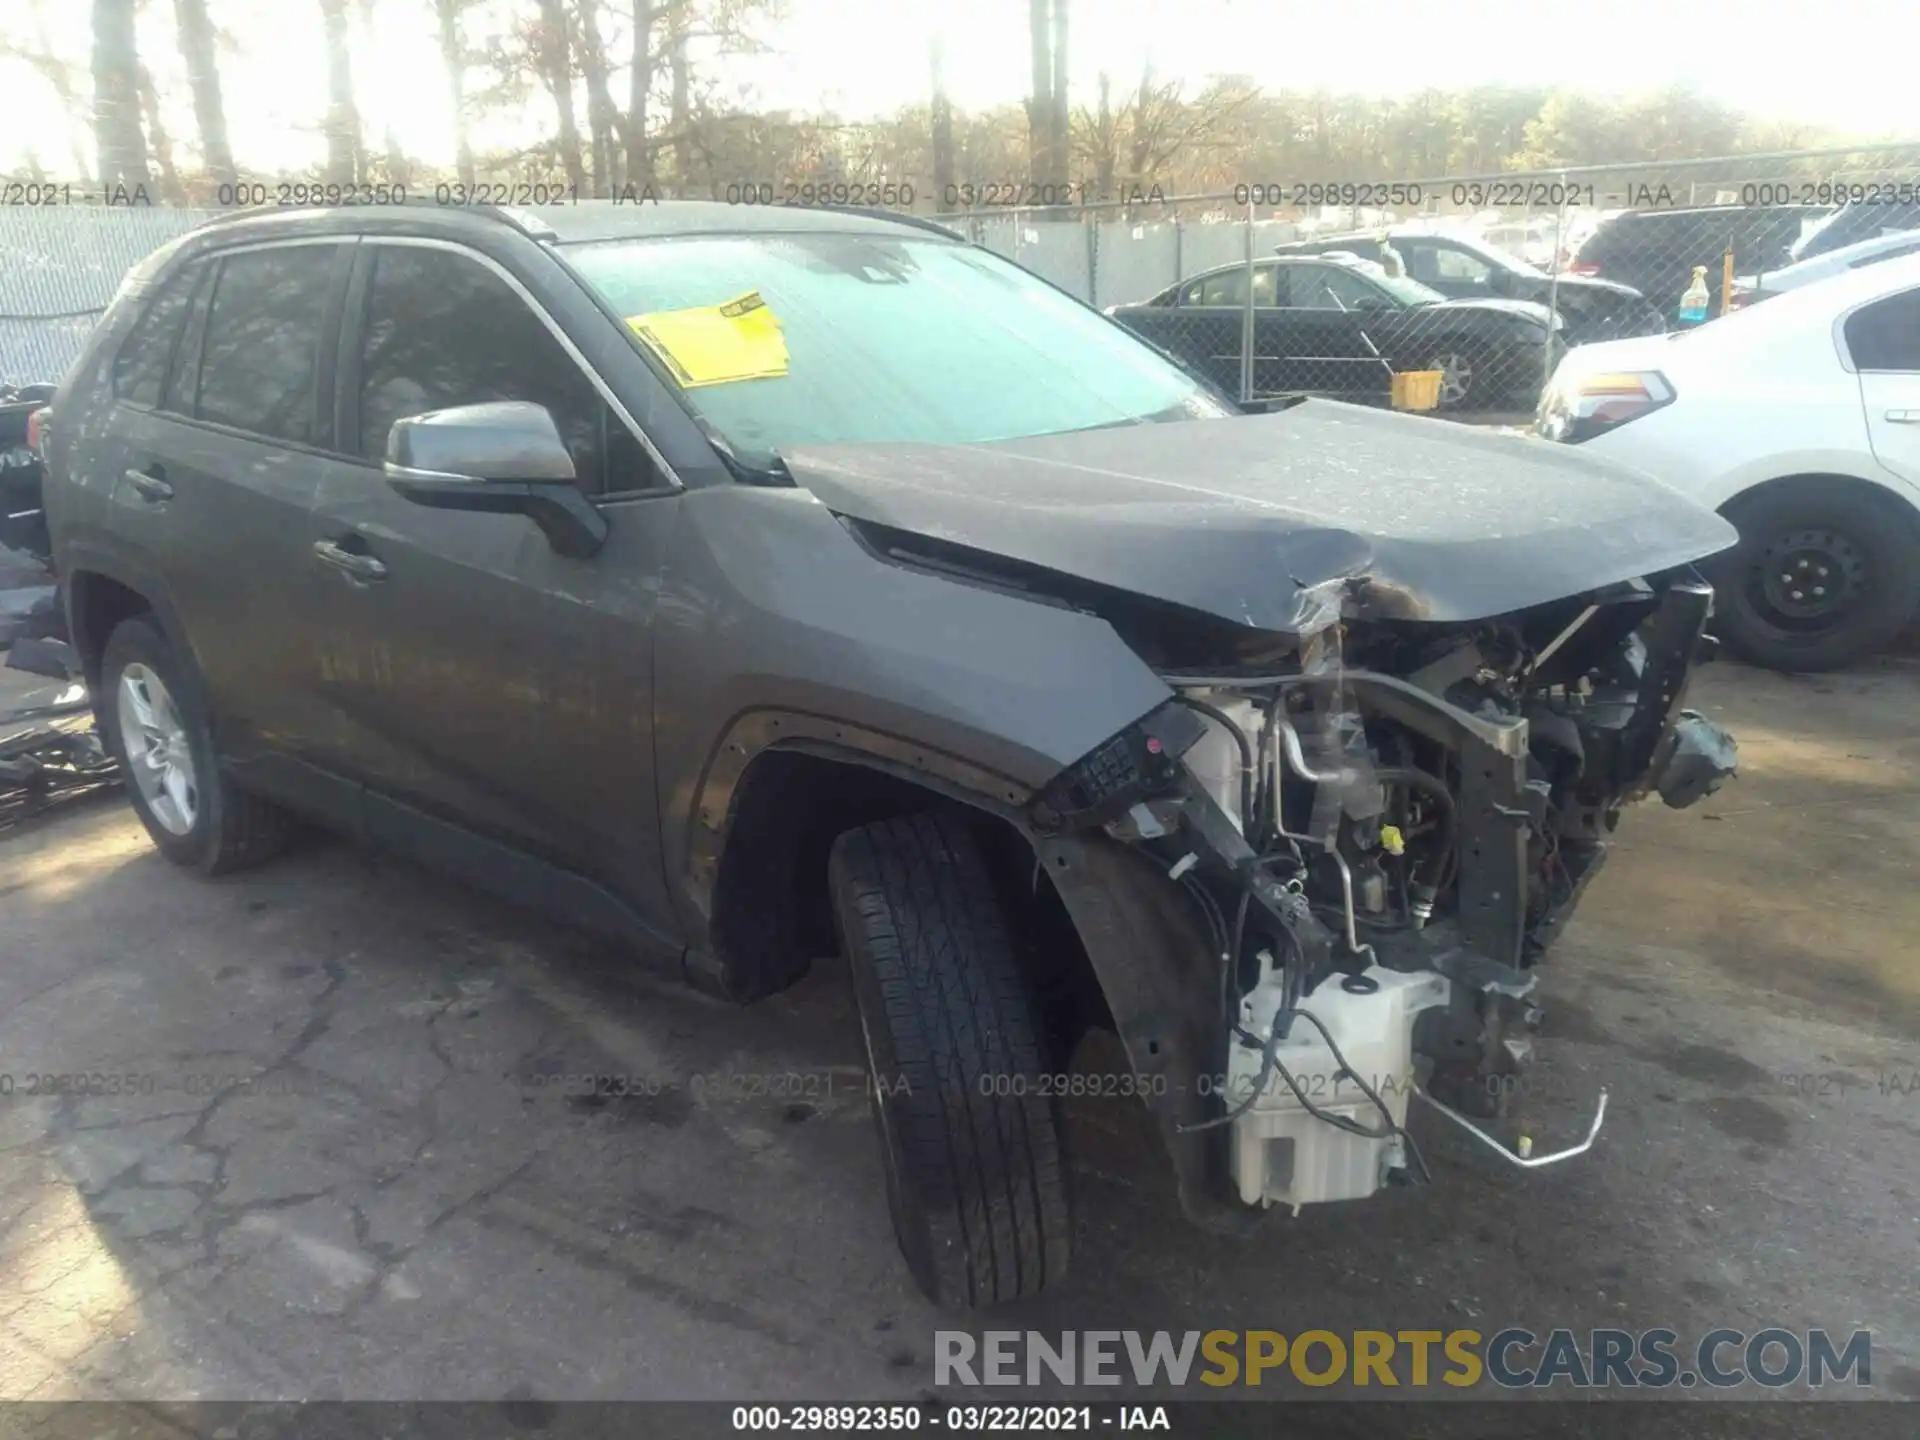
[1,646,120,831]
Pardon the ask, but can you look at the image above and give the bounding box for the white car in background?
[1537,251,1920,671]
[1730,229,1920,309]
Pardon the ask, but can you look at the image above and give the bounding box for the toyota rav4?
[42,200,1739,1308]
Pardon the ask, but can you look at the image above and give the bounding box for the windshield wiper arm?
[694,415,793,487]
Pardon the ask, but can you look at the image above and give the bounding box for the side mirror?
[1485,268,1514,296]
[384,401,608,559]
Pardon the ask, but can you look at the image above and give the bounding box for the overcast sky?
[2,0,1914,178]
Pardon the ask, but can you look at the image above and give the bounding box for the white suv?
[1537,252,1920,671]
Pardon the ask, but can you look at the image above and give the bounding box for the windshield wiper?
[729,450,793,486]
[693,415,793,487]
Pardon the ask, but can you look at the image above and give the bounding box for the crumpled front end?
[1028,568,1737,1217]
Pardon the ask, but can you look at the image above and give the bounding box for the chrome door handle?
[124,467,173,501]
[312,538,388,582]
[1885,410,1920,424]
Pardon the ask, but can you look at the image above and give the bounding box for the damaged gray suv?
[43,200,1740,1308]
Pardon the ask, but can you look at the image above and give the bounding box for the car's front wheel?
[1426,346,1492,410]
[1712,482,1920,672]
[98,615,292,872]
[828,810,1072,1307]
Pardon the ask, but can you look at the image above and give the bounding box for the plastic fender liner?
[1027,829,1262,1234]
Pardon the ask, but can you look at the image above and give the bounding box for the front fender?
[653,483,1173,943]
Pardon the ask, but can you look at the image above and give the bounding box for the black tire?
[1711,482,1920,673]
[828,811,1071,1308]
[1506,337,1564,410]
[98,615,292,873]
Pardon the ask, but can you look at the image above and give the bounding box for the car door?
[1278,261,1392,401]
[1150,264,1273,397]
[101,240,351,770]
[306,236,678,912]
[1845,285,1920,486]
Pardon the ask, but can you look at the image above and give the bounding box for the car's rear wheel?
[99,615,292,872]
[828,810,1071,1308]
[1712,483,1920,672]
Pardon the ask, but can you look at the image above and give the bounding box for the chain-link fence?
[5,141,1920,416]
[0,206,219,386]
[938,140,1920,417]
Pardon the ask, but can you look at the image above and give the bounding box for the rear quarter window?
[1844,288,1920,371]
[112,263,203,407]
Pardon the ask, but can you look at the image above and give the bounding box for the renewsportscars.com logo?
[934,1328,1873,1391]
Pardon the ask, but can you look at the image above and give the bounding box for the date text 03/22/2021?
[730,1405,1170,1432]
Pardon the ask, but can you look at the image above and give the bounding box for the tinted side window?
[1430,245,1494,283]
[1183,266,1275,307]
[194,245,338,445]
[113,263,202,407]
[1291,264,1382,310]
[357,245,649,495]
[1845,288,1920,371]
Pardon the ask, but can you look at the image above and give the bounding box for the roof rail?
[808,204,965,241]
[188,194,557,241]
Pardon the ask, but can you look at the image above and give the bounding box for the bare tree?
[0,0,96,181]
[317,0,363,183]
[357,0,408,181]
[533,0,589,192]
[1079,71,1118,199]
[91,0,150,189]
[433,0,477,187]
[1120,72,1258,192]
[1021,0,1071,189]
[625,0,655,185]
[668,2,691,189]
[574,0,622,194]
[1049,0,1069,189]
[929,36,954,201]
[1126,67,1156,182]
[137,61,188,202]
[172,0,235,184]
[1025,0,1050,186]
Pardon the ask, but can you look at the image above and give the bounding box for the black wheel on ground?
[1711,482,1920,673]
[98,615,293,873]
[828,810,1072,1308]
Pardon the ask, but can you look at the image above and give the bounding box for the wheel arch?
[65,560,186,690]
[689,712,1077,1000]
[694,714,1250,1231]
[1716,470,1920,536]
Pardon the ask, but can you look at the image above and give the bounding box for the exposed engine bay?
[1028,570,1739,1214]
[782,401,1742,1221]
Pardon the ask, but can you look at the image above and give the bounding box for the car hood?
[781,400,1738,632]
[1423,296,1558,326]
[1536,274,1646,302]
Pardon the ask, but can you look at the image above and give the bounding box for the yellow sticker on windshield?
[626,290,789,387]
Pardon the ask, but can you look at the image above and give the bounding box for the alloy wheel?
[116,662,199,835]
[1430,353,1473,407]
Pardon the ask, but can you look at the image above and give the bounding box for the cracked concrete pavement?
[2,657,1918,1409]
